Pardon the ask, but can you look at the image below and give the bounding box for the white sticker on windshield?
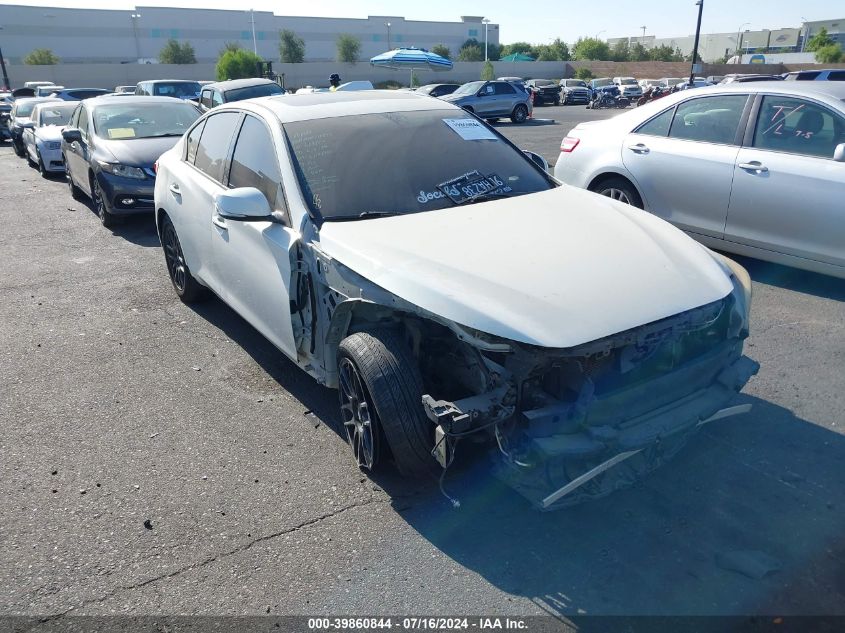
[443,118,498,141]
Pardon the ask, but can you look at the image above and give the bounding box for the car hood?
[96,136,182,167]
[35,126,64,142]
[318,186,733,349]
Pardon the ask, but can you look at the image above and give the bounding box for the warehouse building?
[0,4,500,63]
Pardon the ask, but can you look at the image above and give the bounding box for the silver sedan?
[554,82,845,279]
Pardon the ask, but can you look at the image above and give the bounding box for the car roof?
[14,97,62,106]
[204,78,279,90]
[219,90,459,123]
[140,79,201,84]
[82,95,195,107]
[709,80,845,100]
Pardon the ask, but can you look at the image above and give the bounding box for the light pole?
[0,26,9,90]
[734,22,750,57]
[249,9,257,55]
[386,22,391,49]
[595,29,606,40]
[689,0,704,86]
[130,13,142,61]
[800,16,808,52]
[483,18,490,61]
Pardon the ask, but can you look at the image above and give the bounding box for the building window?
[241,30,250,40]
[258,31,265,40]
[170,29,179,39]
[468,29,479,37]
[151,28,161,38]
[395,34,403,42]
[372,34,381,42]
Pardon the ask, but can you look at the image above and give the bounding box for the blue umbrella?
[370,47,453,86]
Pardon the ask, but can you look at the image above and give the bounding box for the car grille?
[46,141,61,150]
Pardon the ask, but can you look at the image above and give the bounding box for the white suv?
[613,77,643,99]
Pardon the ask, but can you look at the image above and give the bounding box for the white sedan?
[22,101,78,176]
[554,82,845,279]
[154,91,758,509]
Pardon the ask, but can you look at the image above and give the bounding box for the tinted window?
[828,71,845,81]
[494,82,516,95]
[185,120,206,164]
[69,104,81,128]
[228,115,285,213]
[78,106,90,137]
[636,107,674,137]
[284,110,552,220]
[68,90,109,100]
[153,82,201,98]
[752,96,845,159]
[224,83,283,103]
[668,95,748,145]
[194,112,240,182]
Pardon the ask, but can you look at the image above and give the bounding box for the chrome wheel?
[600,188,632,205]
[338,357,378,470]
[92,178,109,223]
[162,221,187,293]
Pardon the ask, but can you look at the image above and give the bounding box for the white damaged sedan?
[22,101,77,176]
[154,91,758,509]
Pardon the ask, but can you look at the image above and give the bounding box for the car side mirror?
[213,187,273,221]
[523,150,549,172]
[62,128,82,143]
[834,143,845,163]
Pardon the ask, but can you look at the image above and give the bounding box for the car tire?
[13,141,24,157]
[91,174,117,228]
[67,166,83,200]
[553,97,561,106]
[510,104,529,124]
[160,214,209,303]
[337,330,437,478]
[37,152,47,178]
[26,149,36,167]
[589,176,643,208]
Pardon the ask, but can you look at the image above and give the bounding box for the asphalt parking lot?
[2,105,844,619]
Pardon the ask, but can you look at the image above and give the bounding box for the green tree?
[815,43,843,63]
[23,48,59,65]
[431,44,451,60]
[548,38,570,61]
[629,42,649,61]
[610,39,630,62]
[480,60,495,80]
[487,42,503,61]
[648,44,683,62]
[806,27,834,52]
[216,48,263,81]
[220,41,242,54]
[336,34,361,63]
[502,41,536,58]
[279,29,305,63]
[158,39,196,64]
[458,43,483,62]
[572,37,611,60]
[575,67,594,80]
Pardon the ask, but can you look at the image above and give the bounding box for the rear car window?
[752,95,845,159]
[224,83,284,102]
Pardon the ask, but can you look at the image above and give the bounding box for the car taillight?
[153,160,158,174]
[560,137,580,153]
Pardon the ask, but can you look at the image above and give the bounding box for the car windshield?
[284,110,553,221]
[153,82,201,97]
[619,78,637,85]
[533,80,555,87]
[224,83,284,102]
[38,103,76,126]
[592,79,612,87]
[452,81,484,96]
[15,101,40,117]
[567,80,587,87]
[92,102,200,140]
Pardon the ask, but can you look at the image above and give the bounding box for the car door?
[473,83,497,116]
[22,110,37,160]
[168,111,242,294]
[621,93,751,238]
[724,94,845,268]
[210,113,297,359]
[493,81,518,115]
[65,104,91,195]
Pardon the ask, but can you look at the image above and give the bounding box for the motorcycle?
[636,86,668,107]
[587,86,630,109]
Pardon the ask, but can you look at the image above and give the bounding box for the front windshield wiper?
[140,132,185,138]
[322,211,402,222]
[453,191,517,206]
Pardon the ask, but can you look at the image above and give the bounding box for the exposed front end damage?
[296,233,758,509]
[420,288,758,510]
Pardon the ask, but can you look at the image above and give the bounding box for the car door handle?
[738,161,768,173]
[627,143,650,154]
[169,183,181,196]
[211,214,227,230]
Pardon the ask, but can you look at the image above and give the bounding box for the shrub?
[279,30,305,63]
[23,49,59,65]
[158,39,196,64]
[336,34,361,63]
[216,48,263,81]
[575,67,594,80]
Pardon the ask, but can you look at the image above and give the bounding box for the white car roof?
[225,90,459,123]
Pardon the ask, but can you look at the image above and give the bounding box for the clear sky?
[5,0,838,43]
